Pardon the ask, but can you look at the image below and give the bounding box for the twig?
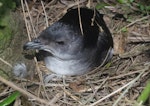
[77,0,84,35]
[90,81,132,106]
[21,0,31,41]
[118,15,149,33]
[63,76,67,102]
[24,0,37,38]
[112,64,149,106]
[22,0,49,101]
[84,77,108,105]
[60,0,86,6]
[86,0,91,8]
[41,1,49,27]
[0,76,51,105]
[62,88,83,105]
[90,64,149,106]
[49,93,62,104]
[0,58,12,68]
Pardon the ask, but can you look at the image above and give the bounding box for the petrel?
[23,7,113,76]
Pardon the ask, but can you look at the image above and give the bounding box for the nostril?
[34,39,41,43]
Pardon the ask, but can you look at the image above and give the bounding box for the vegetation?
[0,0,16,53]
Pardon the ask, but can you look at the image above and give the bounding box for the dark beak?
[23,39,43,50]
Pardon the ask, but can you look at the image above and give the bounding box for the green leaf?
[129,0,134,3]
[137,80,150,104]
[117,0,128,4]
[0,91,20,106]
[105,62,112,68]
[139,4,145,11]
[0,2,3,7]
[121,27,127,32]
[95,3,108,10]
[145,6,150,11]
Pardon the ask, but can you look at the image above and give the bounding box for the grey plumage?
[23,7,113,76]
[13,63,27,78]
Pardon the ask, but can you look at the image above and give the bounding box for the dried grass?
[0,0,150,106]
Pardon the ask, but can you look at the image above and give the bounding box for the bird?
[23,7,113,76]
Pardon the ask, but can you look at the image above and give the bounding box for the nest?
[0,0,150,106]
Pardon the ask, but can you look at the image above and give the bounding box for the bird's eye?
[56,41,65,45]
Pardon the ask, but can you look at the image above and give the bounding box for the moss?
[0,0,18,53]
[0,13,15,53]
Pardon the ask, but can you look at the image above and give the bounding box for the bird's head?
[23,22,83,60]
[23,7,112,61]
